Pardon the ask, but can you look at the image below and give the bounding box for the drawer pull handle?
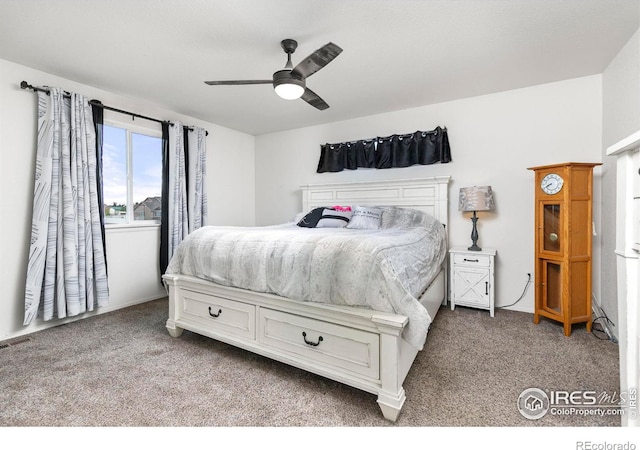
[208,307,222,318]
[302,331,323,347]
[463,258,479,263]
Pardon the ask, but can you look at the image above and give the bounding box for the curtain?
[24,88,109,325]
[375,128,451,169]
[187,127,207,232]
[168,121,188,264]
[316,140,375,172]
[159,122,170,275]
[90,100,107,272]
[316,126,451,173]
[159,122,207,276]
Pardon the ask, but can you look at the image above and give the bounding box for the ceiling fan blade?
[204,80,272,85]
[291,42,342,79]
[301,88,329,110]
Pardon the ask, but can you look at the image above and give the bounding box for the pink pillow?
[332,205,352,212]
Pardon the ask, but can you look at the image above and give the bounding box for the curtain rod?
[326,126,448,147]
[20,81,208,135]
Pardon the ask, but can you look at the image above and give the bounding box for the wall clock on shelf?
[527,162,601,336]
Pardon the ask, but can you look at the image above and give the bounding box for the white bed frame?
[163,176,450,422]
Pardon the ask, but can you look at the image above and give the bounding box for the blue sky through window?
[103,125,126,206]
[103,124,162,221]
[131,132,162,205]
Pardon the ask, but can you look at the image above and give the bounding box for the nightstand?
[449,247,496,317]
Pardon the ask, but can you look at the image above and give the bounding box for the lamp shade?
[458,186,495,212]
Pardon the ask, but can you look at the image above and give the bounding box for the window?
[102,123,163,225]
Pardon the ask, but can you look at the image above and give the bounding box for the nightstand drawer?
[452,253,491,267]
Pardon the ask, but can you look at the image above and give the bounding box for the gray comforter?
[165,207,447,350]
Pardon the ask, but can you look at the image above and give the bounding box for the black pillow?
[297,207,352,228]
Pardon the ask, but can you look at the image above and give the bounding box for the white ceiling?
[0,0,638,135]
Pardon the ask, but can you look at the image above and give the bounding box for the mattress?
[165,207,447,349]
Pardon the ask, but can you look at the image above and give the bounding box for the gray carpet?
[0,298,621,427]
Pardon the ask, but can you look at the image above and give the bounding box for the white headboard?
[300,176,451,228]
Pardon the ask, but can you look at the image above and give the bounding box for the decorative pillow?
[316,208,353,228]
[345,206,383,230]
[297,207,353,228]
[292,212,305,223]
[379,206,433,229]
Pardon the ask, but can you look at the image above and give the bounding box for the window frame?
[102,116,163,229]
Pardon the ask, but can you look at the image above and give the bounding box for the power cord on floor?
[591,314,616,342]
[498,273,532,309]
[495,275,617,343]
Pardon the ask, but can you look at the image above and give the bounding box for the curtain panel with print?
[24,88,109,325]
[159,122,208,277]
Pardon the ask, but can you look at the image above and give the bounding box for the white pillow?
[316,208,353,228]
[345,206,382,230]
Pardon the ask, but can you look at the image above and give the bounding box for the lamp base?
[468,211,482,251]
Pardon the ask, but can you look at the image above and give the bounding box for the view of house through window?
[103,124,162,224]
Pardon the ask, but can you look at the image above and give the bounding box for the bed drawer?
[258,308,380,380]
[181,289,255,340]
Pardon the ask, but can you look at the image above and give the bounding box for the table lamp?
[458,186,495,251]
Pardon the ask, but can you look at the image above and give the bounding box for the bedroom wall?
[0,58,255,341]
[601,27,640,340]
[254,75,603,316]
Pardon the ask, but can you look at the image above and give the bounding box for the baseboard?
[591,295,617,343]
[2,294,168,343]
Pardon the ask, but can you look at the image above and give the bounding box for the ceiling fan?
[204,39,343,110]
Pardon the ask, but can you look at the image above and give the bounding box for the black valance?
[316,126,451,173]
[316,140,375,172]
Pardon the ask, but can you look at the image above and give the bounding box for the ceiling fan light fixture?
[205,40,342,110]
[275,83,305,100]
[273,70,305,100]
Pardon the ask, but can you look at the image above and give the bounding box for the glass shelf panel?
[543,204,561,252]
